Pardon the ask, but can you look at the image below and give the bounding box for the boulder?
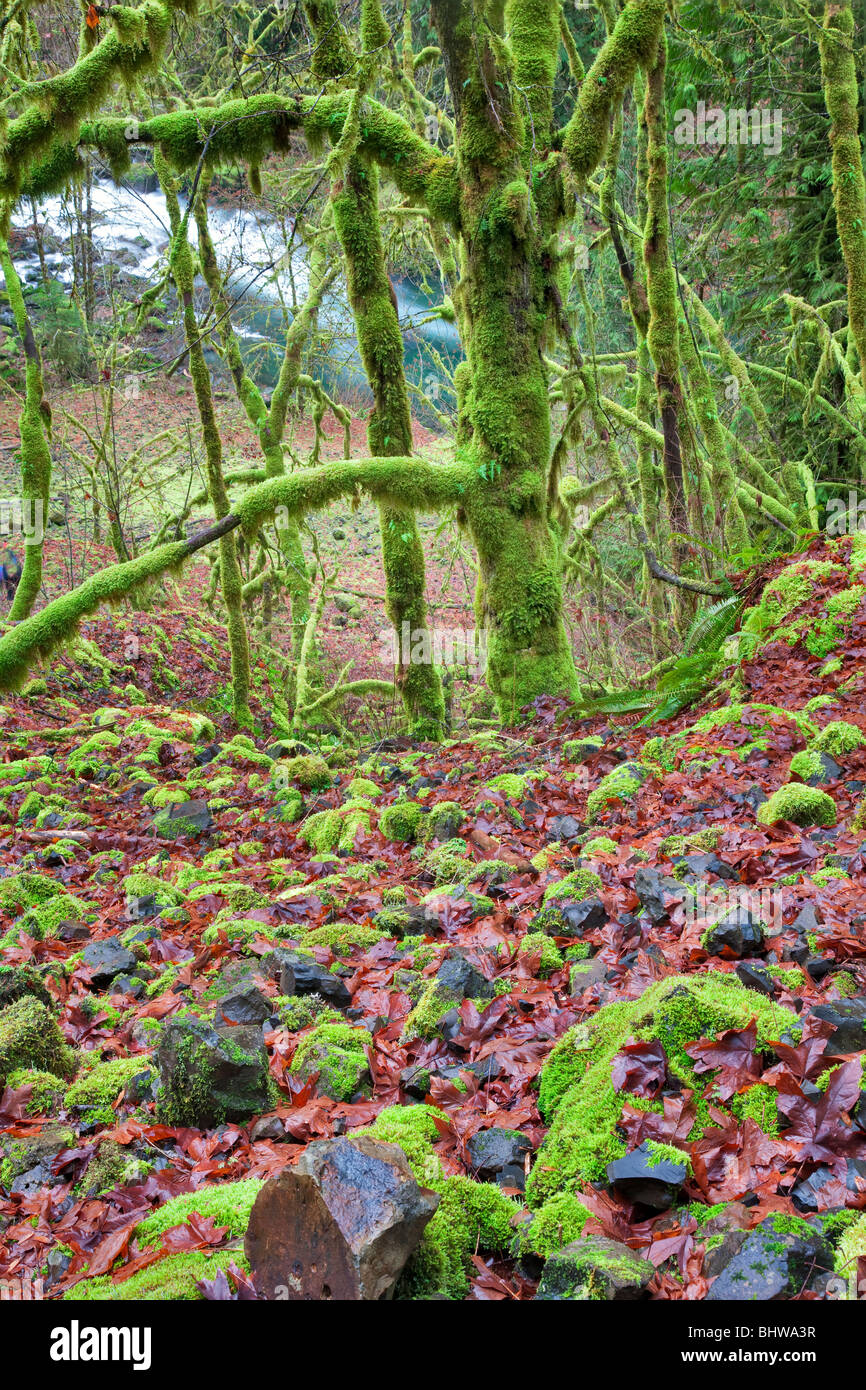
[467,1127,532,1190]
[244,1135,439,1299]
[606,1141,689,1210]
[155,1015,270,1126]
[701,907,765,959]
[559,898,609,935]
[810,998,866,1056]
[270,950,352,1009]
[81,937,138,988]
[633,867,687,923]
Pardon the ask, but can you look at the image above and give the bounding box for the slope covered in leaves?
[0,532,865,1301]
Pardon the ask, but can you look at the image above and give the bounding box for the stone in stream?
[244,1135,439,1299]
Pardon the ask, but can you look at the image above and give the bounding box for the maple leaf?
[685,1021,761,1101]
[611,1037,668,1097]
[85,4,100,28]
[776,1057,864,1164]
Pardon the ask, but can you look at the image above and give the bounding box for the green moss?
[812,720,864,756]
[757,784,837,828]
[134,1179,263,1248]
[0,870,66,915]
[5,1067,66,1114]
[581,836,618,856]
[419,801,465,841]
[645,1140,691,1172]
[527,974,797,1203]
[67,1250,246,1302]
[65,1054,155,1120]
[518,932,563,976]
[289,1019,372,1101]
[121,871,184,908]
[378,799,425,843]
[563,737,602,763]
[586,763,648,822]
[518,1191,592,1260]
[300,801,372,853]
[484,772,532,801]
[543,867,603,903]
[274,754,332,790]
[0,997,77,1084]
[789,749,825,782]
[729,1084,780,1137]
[424,837,472,884]
[300,921,388,953]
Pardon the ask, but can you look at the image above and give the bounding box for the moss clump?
[345,776,381,800]
[423,837,472,884]
[419,801,465,841]
[756,784,837,828]
[789,749,826,782]
[543,867,603,903]
[5,1067,66,1114]
[812,720,864,756]
[15,891,90,941]
[581,836,618,856]
[835,1213,866,1299]
[300,922,388,953]
[0,997,77,1085]
[133,1179,263,1248]
[276,754,332,790]
[378,799,425,843]
[75,1141,153,1197]
[121,872,184,908]
[68,1250,244,1300]
[527,974,797,1203]
[518,933,563,977]
[67,731,121,777]
[289,1019,372,1101]
[65,1054,155,1123]
[299,801,372,853]
[518,1191,592,1260]
[0,871,66,915]
[562,738,602,763]
[586,763,648,822]
[483,772,531,801]
[358,1105,518,1300]
[382,884,408,907]
[0,963,51,1009]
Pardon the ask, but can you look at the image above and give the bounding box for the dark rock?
[467,1127,532,1190]
[536,1234,654,1301]
[548,814,583,843]
[108,974,145,999]
[672,852,736,882]
[192,743,222,766]
[705,1215,832,1300]
[244,1134,439,1299]
[790,902,823,936]
[735,962,777,997]
[803,753,843,786]
[805,955,835,983]
[250,1116,285,1142]
[56,920,91,942]
[215,985,272,1028]
[810,997,866,1055]
[155,1015,271,1126]
[559,897,609,935]
[606,1140,689,1209]
[569,957,608,992]
[791,1158,866,1210]
[435,949,494,1001]
[81,937,138,988]
[702,908,765,959]
[633,867,688,923]
[703,1228,749,1280]
[402,904,441,937]
[270,950,352,1008]
[153,799,213,839]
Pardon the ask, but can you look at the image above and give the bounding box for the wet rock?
[547,815,582,843]
[152,799,213,839]
[214,984,272,1028]
[250,1116,285,1142]
[810,997,866,1055]
[633,867,687,923]
[536,1234,654,1301]
[701,908,765,959]
[705,1215,832,1300]
[735,962,777,997]
[805,954,835,983]
[569,957,608,992]
[108,974,146,999]
[467,1127,532,1189]
[791,1158,866,1210]
[155,1015,270,1126]
[606,1141,689,1209]
[81,937,138,988]
[268,949,352,1008]
[803,753,844,786]
[57,920,91,942]
[559,898,609,935]
[672,852,736,882]
[192,743,222,766]
[435,949,494,1000]
[245,1134,439,1299]
[703,1229,749,1280]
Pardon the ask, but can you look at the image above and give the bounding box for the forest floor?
[1,430,865,1298]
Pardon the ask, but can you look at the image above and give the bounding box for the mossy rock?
[0,997,78,1086]
[756,784,837,828]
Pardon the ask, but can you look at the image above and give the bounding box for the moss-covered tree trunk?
[432,0,578,718]
[157,157,252,726]
[0,238,51,622]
